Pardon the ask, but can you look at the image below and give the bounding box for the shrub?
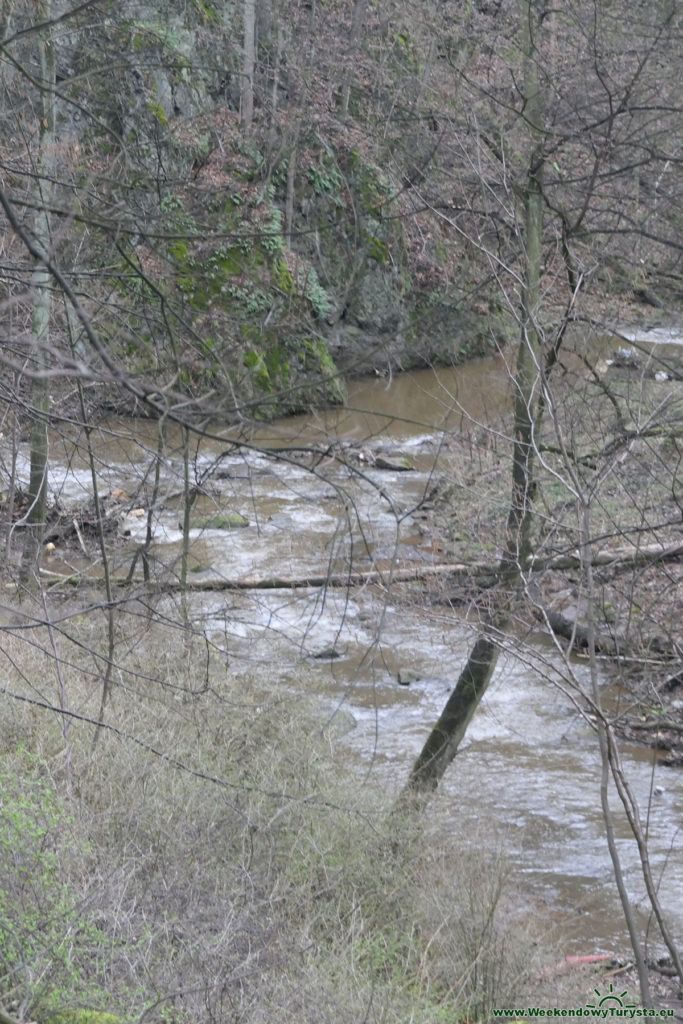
[0,623,552,1023]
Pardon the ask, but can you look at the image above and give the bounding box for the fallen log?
[529,540,683,571]
[544,609,620,655]
[542,609,678,660]
[40,560,486,591]
[624,719,683,734]
[38,540,681,592]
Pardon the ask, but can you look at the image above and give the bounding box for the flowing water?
[26,347,683,956]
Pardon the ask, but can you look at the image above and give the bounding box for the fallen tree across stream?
[37,540,681,661]
[39,540,681,591]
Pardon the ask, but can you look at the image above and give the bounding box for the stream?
[26,348,683,956]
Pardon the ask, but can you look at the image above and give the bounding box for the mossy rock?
[181,512,249,531]
[48,1012,121,1024]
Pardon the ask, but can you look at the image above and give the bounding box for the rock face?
[349,264,403,334]
[11,1,513,423]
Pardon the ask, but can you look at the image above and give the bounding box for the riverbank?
[5,336,682,754]
[1,342,682,1018]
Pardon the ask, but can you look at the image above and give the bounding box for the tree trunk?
[241,0,256,129]
[403,0,545,799]
[285,129,299,247]
[266,19,284,163]
[579,502,651,1003]
[339,0,368,117]
[21,2,55,582]
[406,627,503,796]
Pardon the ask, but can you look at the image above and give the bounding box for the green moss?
[244,348,272,390]
[215,247,247,276]
[48,1013,121,1024]
[191,0,221,24]
[299,338,346,404]
[366,235,390,264]
[183,512,249,530]
[244,343,293,393]
[168,239,189,262]
[356,163,396,215]
[274,257,294,293]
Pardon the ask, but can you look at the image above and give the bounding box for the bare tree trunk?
[403,0,545,799]
[0,0,13,42]
[3,368,20,562]
[77,375,116,750]
[241,0,256,129]
[580,504,651,1002]
[21,2,55,582]
[285,129,299,247]
[180,424,192,601]
[266,19,284,164]
[339,0,368,117]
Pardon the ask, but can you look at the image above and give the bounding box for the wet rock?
[374,455,413,472]
[634,286,662,308]
[611,346,639,368]
[398,667,421,686]
[181,512,249,530]
[312,646,342,660]
[119,508,147,536]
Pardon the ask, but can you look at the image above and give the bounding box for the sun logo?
[586,983,636,1009]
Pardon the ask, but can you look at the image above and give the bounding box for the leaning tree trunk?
[21,3,55,583]
[403,0,545,799]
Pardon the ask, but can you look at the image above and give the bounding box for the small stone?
[374,456,413,472]
[398,667,421,686]
[612,347,638,368]
[312,646,341,660]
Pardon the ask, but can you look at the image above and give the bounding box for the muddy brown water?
[25,349,683,958]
